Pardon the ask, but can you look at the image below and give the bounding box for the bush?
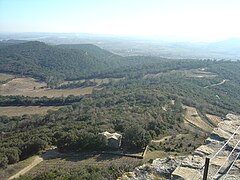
[0,155,8,169]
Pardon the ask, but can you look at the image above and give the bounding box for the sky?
[0,0,240,42]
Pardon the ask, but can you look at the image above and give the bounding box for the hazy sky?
[1,0,240,42]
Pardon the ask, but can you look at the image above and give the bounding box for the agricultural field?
[0,75,121,98]
[0,106,64,116]
[0,76,101,97]
[0,73,16,83]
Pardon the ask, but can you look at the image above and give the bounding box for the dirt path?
[8,156,43,180]
[204,79,228,88]
[8,148,58,180]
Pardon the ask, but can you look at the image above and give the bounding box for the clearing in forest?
[0,106,64,116]
[0,77,100,97]
[183,105,213,133]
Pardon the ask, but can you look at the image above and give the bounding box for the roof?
[100,131,122,140]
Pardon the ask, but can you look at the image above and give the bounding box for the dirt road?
[8,148,58,180]
[204,79,228,88]
[8,156,43,180]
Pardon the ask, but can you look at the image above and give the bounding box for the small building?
[100,131,122,149]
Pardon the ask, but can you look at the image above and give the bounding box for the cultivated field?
[0,106,64,116]
[0,73,16,83]
[0,77,101,97]
[183,105,213,133]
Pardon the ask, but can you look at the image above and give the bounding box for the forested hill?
[57,44,121,60]
[0,41,123,81]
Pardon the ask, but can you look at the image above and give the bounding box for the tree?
[0,155,8,169]
[124,125,152,149]
[5,148,19,164]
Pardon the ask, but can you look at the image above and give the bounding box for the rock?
[152,156,182,177]
[172,167,201,180]
[119,113,240,180]
[171,114,240,179]
[181,155,205,169]
[211,127,232,141]
[193,145,214,156]
[119,156,183,180]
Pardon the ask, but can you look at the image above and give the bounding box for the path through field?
[8,156,43,180]
[8,148,58,180]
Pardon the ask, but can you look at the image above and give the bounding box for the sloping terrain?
[172,114,240,179]
[0,41,122,80]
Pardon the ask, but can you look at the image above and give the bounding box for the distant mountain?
[57,44,121,60]
[0,41,123,81]
[210,38,240,47]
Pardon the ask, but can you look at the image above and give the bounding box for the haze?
[1,0,240,42]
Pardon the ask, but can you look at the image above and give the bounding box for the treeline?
[56,80,97,89]
[0,95,83,106]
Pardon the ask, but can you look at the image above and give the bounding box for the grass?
[0,106,64,116]
[0,156,36,180]
[0,73,16,83]
[24,152,142,177]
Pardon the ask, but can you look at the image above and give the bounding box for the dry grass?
[25,152,142,177]
[183,105,213,133]
[0,73,16,82]
[144,69,217,79]
[143,150,168,162]
[0,106,63,116]
[0,77,100,97]
[206,114,223,126]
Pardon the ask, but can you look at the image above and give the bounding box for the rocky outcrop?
[119,156,184,180]
[118,114,240,180]
[172,113,240,180]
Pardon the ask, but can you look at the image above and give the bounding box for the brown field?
[0,77,101,97]
[183,105,213,133]
[0,106,64,116]
[0,73,16,82]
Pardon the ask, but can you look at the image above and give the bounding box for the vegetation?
[1,41,240,179]
[0,95,82,106]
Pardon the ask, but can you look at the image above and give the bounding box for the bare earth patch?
[0,106,63,116]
